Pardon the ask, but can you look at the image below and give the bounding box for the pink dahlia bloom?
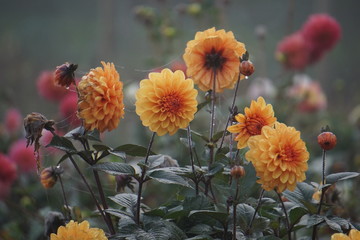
[276,32,311,70]
[0,153,17,200]
[302,14,341,62]
[4,108,22,134]
[36,71,68,101]
[9,139,37,173]
[59,92,81,127]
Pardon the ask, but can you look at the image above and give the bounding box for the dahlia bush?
[0,3,359,240]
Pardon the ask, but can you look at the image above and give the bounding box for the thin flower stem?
[247,189,265,235]
[58,170,71,220]
[135,132,156,225]
[277,191,291,240]
[232,178,240,240]
[219,72,241,150]
[93,170,116,234]
[209,68,217,166]
[312,149,327,240]
[187,125,199,195]
[67,154,113,233]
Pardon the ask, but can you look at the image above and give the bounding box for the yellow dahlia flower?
[331,229,360,240]
[135,68,198,136]
[245,122,309,192]
[50,220,108,240]
[227,96,277,149]
[183,27,247,92]
[78,62,124,132]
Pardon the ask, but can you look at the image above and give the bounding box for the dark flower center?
[204,48,227,70]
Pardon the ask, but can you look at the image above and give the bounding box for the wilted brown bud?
[54,62,78,88]
[317,132,337,150]
[24,113,55,172]
[116,175,134,192]
[240,60,255,77]
[230,165,245,179]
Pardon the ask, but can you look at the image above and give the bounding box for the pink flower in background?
[36,71,68,101]
[276,32,310,70]
[39,128,64,155]
[247,77,277,100]
[287,74,327,113]
[302,14,341,62]
[4,108,22,134]
[170,61,187,77]
[59,92,81,127]
[9,139,37,173]
[0,153,17,200]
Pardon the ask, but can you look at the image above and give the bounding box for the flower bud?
[317,131,337,150]
[240,60,255,77]
[54,62,78,88]
[230,165,245,179]
[40,167,58,189]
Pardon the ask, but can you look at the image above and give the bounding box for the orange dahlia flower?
[227,96,276,149]
[331,229,360,240]
[135,68,198,136]
[183,27,246,92]
[78,62,124,132]
[50,220,108,240]
[245,122,309,192]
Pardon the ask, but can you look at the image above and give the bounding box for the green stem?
[277,191,291,240]
[247,189,265,235]
[219,72,241,150]
[135,132,156,225]
[209,68,217,166]
[67,154,112,233]
[232,178,240,240]
[57,169,71,220]
[187,125,199,195]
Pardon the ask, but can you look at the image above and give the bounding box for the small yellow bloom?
[135,68,198,136]
[183,27,246,92]
[245,122,309,192]
[227,96,276,149]
[50,220,108,240]
[331,229,360,240]
[78,62,124,132]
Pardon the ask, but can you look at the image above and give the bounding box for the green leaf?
[236,203,255,230]
[108,149,126,159]
[189,210,228,223]
[283,182,316,210]
[212,130,225,143]
[188,224,214,235]
[109,193,138,217]
[46,135,77,153]
[92,162,135,176]
[64,126,85,138]
[86,129,101,142]
[113,144,155,157]
[205,162,224,177]
[183,195,212,211]
[92,144,110,151]
[196,99,211,113]
[325,217,342,232]
[289,207,308,226]
[258,236,282,240]
[180,137,195,148]
[185,236,213,240]
[252,217,270,232]
[147,155,166,169]
[105,208,134,218]
[147,169,191,188]
[306,214,325,227]
[326,172,360,185]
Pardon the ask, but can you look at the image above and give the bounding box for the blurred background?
[1,0,360,239]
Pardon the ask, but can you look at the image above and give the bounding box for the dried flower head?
[240,60,255,77]
[227,96,277,149]
[246,122,309,192]
[183,27,246,92]
[331,229,360,240]
[135,68,198,136]
[77,62,124,133]
[318,131,337,151]
[24,112,55,172]
[50,220,108,240]
[54,62,78,88]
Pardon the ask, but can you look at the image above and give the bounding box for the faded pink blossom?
[59,92,81,127]
[0,153,17,200]
[36,71,68,101]
[4,108,22,134]
[9,139,37,173]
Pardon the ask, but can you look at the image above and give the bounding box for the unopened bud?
[40,167,58,189]
[317,132,337,151]
[230,165,245,179]
[54,62,78,88]
[240,61,255,77]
